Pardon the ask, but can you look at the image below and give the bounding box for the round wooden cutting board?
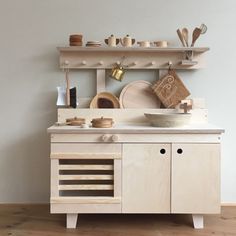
[119,80,161,108]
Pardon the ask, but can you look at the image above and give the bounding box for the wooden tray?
[119,80,161,108]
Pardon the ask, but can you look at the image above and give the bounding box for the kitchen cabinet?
[48,120,223,229]
[48,46,222,229]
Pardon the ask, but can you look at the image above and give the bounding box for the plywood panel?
[171,143,220,214]
[122,144,170,213]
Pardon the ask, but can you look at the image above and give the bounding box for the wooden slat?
[59,184,113,190]
[51,202,121,213]
[59,175,113,180]
[51,143,122,155]
[96,69,106,94]
[51,196,121,204]
[51,159,59,198]
[51,153,121,159]
[59,164,113,170]
[114,159,121,198]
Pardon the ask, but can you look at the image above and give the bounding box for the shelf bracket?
[180,50,198,66]
[96,69,106,94]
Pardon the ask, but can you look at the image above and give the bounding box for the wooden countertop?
[47,123,224,134]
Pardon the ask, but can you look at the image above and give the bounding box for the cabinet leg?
[66,214,78,228]
[192,214,204,229]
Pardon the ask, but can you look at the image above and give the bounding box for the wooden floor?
[0,205,236,236]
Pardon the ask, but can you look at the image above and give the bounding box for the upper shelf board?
[58,46,209,69]
[58,46,209,53]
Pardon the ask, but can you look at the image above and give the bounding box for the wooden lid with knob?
[91,116,114,128]
[66,117,86,126]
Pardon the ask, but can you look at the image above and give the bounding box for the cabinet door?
[172,143,220,214]
[122,144,170,213]
[50,143,122,213]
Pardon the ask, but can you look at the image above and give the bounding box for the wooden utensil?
[182,28,189,47]
[191,27,202,47]
[177,29,186,47]
[65,70,70,106]
[200,24,207,34]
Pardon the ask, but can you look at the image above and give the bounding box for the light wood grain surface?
[58,47,208,70]
[171,143,221,214]
[122,144,170,213]
[0,205,235,236]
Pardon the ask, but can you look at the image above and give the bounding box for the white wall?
[0,0,235,203]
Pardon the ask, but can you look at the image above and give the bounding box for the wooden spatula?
[191,27,202,47]
[177,29,186,47]
[182,28,189,47]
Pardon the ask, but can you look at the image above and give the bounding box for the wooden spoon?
[191,27,202,47]
[182,28,189,47]
[177,29,186,47]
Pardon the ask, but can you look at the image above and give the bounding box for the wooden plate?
[119,80,161,108]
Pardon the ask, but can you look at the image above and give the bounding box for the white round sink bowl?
[144,112,192,127]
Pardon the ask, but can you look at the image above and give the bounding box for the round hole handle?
[177,148,183,154]
[160,148,166,154]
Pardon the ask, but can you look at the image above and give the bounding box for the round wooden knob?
[101,134,109,142]
[111,135,119,142]
[98,61,104,65]
[130,61,137,66]
[81,60,87,65]
[150,61,156,66]
[64,60,69,66]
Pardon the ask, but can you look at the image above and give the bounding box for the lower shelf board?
[51,202,121,214]
[50,197,121,204]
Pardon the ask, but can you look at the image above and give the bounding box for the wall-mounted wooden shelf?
[57,46,209,105]
[58,46,209,70]
[58,47,209,53]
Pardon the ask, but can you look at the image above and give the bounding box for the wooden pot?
[91,117,114,128]
[66,117,86,126]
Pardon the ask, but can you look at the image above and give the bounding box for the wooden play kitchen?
[48,30,224,229]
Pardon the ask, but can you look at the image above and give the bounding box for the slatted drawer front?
[58,159,114,197]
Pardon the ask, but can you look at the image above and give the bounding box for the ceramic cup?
[137,41,151,47]
[154,41,168,48]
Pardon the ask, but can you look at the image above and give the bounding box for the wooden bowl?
[90,92,120,109]
[144,112,191,127]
